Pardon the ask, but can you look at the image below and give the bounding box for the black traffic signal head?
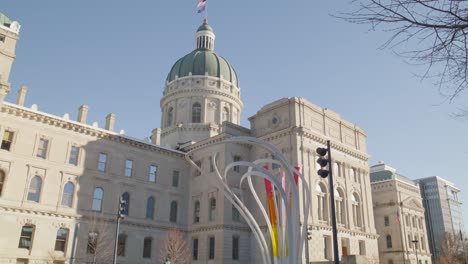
[119,199,127,218]
[316,147,327,157]
[317,157,328,167]
[317,169,329,178]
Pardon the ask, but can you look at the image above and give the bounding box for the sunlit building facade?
[0,13,379,263]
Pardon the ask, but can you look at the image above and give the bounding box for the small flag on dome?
[197,0,206,13]
[197,0,206,8]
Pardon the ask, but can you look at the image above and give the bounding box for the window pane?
[27,176,42,202]
[192,103,201,123]
[149,165,157,182]
[92,188,103,211]
[36,138,48,159]
[193,238,198,260]
[194,201,200,223]
[170,201,178,222]
[61,182,74,207]
[209,237,215,259]
[69,146,79,165]
[125,160,133,177]
[232,236,239,260]
[98,153,107,172]
[54,229,68,252]
[146,197,155,219]
[143,237,152,258]
[117,234,126,256]
[172,171,179,187]
[209,198,216,221]
[1,130,13,151]
[87,232,98,254]
[18,226,34,249]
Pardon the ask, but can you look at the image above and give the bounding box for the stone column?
[16,86,28,106]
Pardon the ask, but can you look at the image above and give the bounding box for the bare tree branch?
[158,229,190,264]
[338,0,468,102]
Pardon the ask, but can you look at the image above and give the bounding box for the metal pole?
[112,205,122,264]
[69,222,79,264]
[326,140,340,264]
[412,240,419,264]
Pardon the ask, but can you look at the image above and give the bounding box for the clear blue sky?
[3,1,468,228]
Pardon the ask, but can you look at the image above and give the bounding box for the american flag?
[197,0,206,8]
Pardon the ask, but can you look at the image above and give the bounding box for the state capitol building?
[0,13,379,264]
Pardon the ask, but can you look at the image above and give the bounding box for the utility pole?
[112,197,126,264]
[316,140,339,264]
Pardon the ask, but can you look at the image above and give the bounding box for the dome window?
[192,103,202,123]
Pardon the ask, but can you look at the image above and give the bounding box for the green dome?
[197,23,213,32]
[166,50,238,87]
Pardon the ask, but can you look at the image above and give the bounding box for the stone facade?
[0,13,380,264]
[371,163,432,264]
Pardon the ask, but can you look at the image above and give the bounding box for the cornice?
[161,87,243,108]
[1,103,185,159]
[188,224,251,233]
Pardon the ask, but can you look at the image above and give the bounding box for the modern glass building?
[415,176,464,261]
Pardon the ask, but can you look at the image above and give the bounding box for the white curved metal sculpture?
[185,136,311,264]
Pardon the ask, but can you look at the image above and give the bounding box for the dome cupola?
[196,18,215,50]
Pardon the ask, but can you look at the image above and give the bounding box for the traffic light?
[316,147,329,178]
[307,226,313,240]
[118,198,127,219]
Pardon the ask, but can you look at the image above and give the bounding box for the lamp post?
[112,197,126,264]
[412,240,419,264]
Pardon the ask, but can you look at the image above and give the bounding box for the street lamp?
[412,240,419,264]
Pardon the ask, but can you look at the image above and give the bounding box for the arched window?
[170,200,178,222]
[121,192,130,216]
[0,170,5,196]
[316,183,328,221]
[62,182,75,207]
[92,188,103,211]
[222,107,229,122]
[146,197,155,219]
[194,200,200,223]
[335,188,346,225]
[386,235,393,248]
[209,198,216,221]
[27,176,42,202]
[352,193,362,228]
[192,102,202,123]
[166,107,174,127]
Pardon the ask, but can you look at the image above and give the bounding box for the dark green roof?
[197,23,213,32]
[370,170,416,185]
[166,50,238,86]
[0,13,12,27]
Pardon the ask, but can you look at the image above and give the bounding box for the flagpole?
[205,0,208,21]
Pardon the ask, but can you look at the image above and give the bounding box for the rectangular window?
[1,130,13,151]
[117,234,126,256]
[418,218,423,229]
[36,138,49,159]
[98,153,107,172]
[143,237,152,258]
[54,228,69,252]
[149,165,157,182]
[16,259,28,264]
[209,236,215,259]
[87,232,98,254]
[18,226,34,249]
[172,170,179,187]
[69,146,79,165]
[408,235,412,248]
[405,215,410,227]
[324,236,331,260]
[0,35,5,42]
[359,240,366,255]
[384,216,390,226]
[232,236,239,260]
[232,204,241,222]
[193,238,199,260]
[233,156,241,172]
[125,159,133,177]
[412,217,416,228]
